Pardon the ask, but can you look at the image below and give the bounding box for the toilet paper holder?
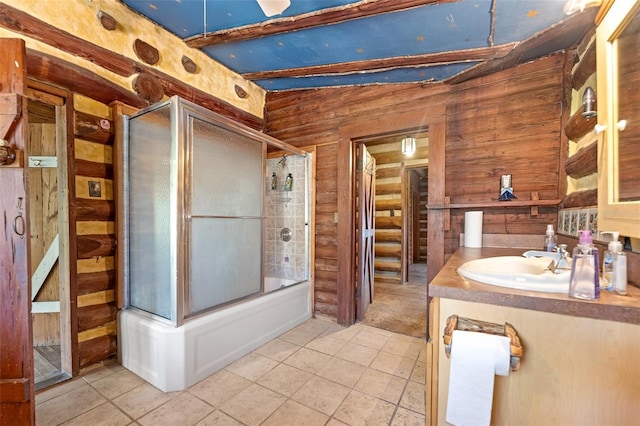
[443,315,523,371]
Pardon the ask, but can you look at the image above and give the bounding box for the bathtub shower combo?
[119,96,312,392]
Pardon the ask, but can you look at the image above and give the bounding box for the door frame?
[403,165,428,283]
[27,80,73,384]
[336,107,445,325]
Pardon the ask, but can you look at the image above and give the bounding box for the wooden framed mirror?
[597,0,640,238]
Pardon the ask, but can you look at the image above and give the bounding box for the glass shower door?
[187,115,264,316]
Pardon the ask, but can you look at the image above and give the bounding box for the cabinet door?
[597,0,640,237]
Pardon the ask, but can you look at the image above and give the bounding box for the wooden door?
[28,93,72,389]
[0,38,34,425]
[356,144,375,320]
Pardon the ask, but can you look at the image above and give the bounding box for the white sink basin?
[457,255,570,293]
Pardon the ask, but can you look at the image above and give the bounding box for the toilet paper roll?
[445,330,511,426]
[464,211,483,248]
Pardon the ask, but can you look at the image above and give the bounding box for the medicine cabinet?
[596,0,640,239]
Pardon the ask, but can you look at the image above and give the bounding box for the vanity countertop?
[429,247,640,325]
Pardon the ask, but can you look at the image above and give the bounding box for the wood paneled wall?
[266,53,569,319]
[72,97,117,369]
[314,143,339,317]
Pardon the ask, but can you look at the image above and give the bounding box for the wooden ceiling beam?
[445,8,598,85]
[242,43,517,80]
[185,0,459,48]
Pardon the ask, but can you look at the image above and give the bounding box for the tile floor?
[36,317,427,425]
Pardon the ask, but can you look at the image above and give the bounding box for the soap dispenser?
[601,231,627,295]
[544,224,557,252]
[568,230,600,300]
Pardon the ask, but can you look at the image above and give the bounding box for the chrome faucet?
[548,244,571,273]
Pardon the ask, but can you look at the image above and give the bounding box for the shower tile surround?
[265,155,308,282]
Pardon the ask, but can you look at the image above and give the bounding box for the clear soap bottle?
[601,231,627,295]
[544,224,557,252]
[568,230,600,300]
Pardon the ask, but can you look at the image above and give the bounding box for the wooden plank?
[76,257,114,275]
[572,41,596,91]
[77,270,116,295]
[76,221,115,236]
[77,291,115,309]
[78,303,117,333]
[75,199,115,221]
[187,0,458,47]
[0,379,29,403]
[74,111,114,145]
[75,139,113,164]
[78,335,116,369]
[565,141,597,179]
[0,37,34,425]
[31,302,61,314]
[561,189,598,209]
[375,216,403,229]
[375,198,402,211]
[564,103,598,141]
[375,182,401,195]
[28,155,57,168]
[77,234,116,259]
[375,243,401,258]
[31,234,59,300]
[74,159,113,180]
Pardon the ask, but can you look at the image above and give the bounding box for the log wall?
[71,96,117,369]
[266,53,570,319]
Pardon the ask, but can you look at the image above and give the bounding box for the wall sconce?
[563,0,602,15]
[401,136,416,156]
[582,86,597,118]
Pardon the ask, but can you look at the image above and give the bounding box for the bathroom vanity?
[427,247,640,425]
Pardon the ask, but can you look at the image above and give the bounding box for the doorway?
[354,132,428,337]
[404,166,428,285]
[27,88,72,390]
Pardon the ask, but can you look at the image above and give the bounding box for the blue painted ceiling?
[121,0,596,91]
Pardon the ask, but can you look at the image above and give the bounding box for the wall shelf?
[428,192,561,211]
[427,192,561,231]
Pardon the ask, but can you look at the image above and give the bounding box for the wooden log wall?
[265,53,569,319]
[369,144,403,285]
[314,143,339,317]
[443,54,568,255]
[71,96,117,369]
[562,31,598,208]
[414,171,428,262]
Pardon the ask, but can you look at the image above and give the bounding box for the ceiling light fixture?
[563,0,602,15]
[256,0,291,17]
[402,136,416,156]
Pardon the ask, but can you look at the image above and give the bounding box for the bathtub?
[119,280,312,392]
[264,276,300,293]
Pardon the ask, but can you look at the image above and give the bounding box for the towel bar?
[443,315,523,371]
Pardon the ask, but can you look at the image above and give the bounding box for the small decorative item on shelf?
[498,174,517,201]
[284,173,293,191]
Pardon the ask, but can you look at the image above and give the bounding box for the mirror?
[616,10,640,202]
[597,0,640,238]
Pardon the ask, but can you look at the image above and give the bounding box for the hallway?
[360,263,428,338]
[35,317,427,425]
